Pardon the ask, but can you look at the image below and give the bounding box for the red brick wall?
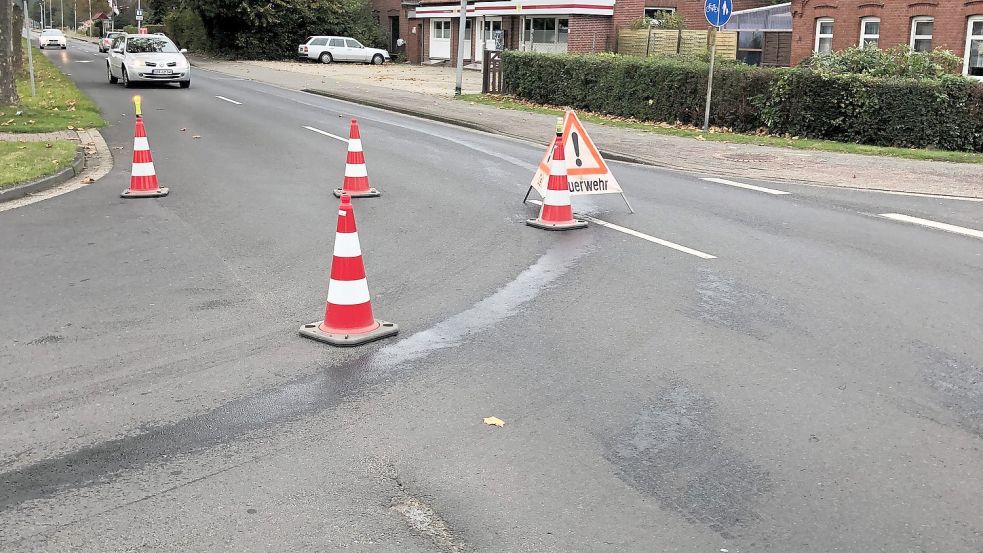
[569,15,614,53]
[790,0,983,66]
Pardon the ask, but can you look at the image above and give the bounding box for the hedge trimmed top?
[502,51,983,153]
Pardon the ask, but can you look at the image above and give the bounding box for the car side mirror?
[180,48,187,53]
[113,48,123,54]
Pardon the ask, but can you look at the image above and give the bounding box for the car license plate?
[152,69,172,75]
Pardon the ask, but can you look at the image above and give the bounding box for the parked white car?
[39,28,67,49]
[107,34,191,88]
[297,36,390,64]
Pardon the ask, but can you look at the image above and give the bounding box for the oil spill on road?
[0,234,594,512]
[693,267,794,341]
[914,343,983,438]
[603,383,772,539]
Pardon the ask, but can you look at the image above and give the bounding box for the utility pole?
[453,0,467,96]
[60,0,64,28]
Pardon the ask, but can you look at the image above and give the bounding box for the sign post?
[702,0,732,132]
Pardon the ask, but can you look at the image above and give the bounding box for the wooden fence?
[616,29,738,60]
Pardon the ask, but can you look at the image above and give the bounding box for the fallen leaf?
[695,135,706,141]
[45,143,53,148]
[112,146,124,150]
[81,177,95,183]
[483,416,505,428]
[67,126,75,130]
[192,135,201,139]
[179,128,186,131]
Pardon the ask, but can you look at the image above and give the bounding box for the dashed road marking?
[878,213,983,240]
[527,200,716,259]
[215,95,242,105]
[702,177,791,196]
[302,126,348,143]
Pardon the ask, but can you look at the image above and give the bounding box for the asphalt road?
[1,39,982,552]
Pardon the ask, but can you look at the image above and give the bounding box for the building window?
[644,7,675,19]
[432,20,450,40]
[523,17,569,44]
[859,17,880,49]
[737,31,763,66]
[967,17,983,78]
[815,18,833,54]
[910,17,933,52]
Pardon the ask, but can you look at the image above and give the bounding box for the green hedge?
[503,52,771,132]
[502,51,983,152]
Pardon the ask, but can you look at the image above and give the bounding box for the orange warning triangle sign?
[538,111,610,176]
[530,111,622,197]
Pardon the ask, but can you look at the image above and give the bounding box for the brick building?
[381,0,773,65]
[790,0,983,77]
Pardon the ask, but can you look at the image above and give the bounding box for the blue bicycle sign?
[704,0,733,27]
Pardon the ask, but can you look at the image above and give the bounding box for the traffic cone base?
[299,319,398,347]
[526,216,587,231]
[121,187,169,198]
[333,187,380,198]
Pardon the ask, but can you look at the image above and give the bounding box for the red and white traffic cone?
[527,134,586,231]
[300,193,397,347]
[333,118,380,198]
[121,96,168,198]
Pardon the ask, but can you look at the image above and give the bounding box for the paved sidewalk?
[0,130,80,142]
[194,58,983,199]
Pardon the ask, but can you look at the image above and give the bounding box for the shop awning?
[414,0,615,18]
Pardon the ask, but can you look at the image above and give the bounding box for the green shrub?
[799,45,962,79]
[503,51,773,132]
[502,51,983,151]
[186,0,385,60]
[164,8,208,51]
[758,71,983,151]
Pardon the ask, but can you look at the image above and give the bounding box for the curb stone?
[0,149,85,203]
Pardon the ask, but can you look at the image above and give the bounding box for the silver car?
[107,34,191,88]
[297,36,390,64]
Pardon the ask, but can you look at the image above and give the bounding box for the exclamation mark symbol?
[571,132,583,167]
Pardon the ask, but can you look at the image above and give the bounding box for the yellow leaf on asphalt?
[483,416,505,428]
[81,177,95,184]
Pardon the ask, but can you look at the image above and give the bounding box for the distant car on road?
[106,34,191,89]
[99,32,124,53]
[298,36,390,65]
[39,28,67,49]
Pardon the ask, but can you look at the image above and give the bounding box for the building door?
[481,17,503,51]
[390,16,400,54]
[463,19,473,61]
[431,19,451,59]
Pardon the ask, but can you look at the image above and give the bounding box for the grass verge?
[0,141,77,188]
[459,94,983,164]
[0,40,105,133]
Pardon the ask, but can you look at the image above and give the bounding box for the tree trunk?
[0,0,19,106]
[13,2,24,71]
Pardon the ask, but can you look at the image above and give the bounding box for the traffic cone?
[121,96,168,198]
[333,118,380,198]
[300,193,397,347]
[527,133,586,231]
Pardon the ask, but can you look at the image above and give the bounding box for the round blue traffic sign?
[704,0,733,27]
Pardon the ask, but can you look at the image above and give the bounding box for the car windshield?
[126,37,179,54]
[41,30,63,36]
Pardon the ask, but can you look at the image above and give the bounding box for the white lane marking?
[859,189,983,203]
[303,126,348,143]
[701,177,791,196]
[215,95,243,105]
[528,200,716,259]
[878,213,983,240]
